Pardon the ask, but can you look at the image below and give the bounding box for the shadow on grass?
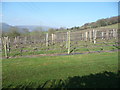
[2,71,120,89]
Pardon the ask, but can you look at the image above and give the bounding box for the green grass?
[2,51,118,88]
[99,23,119,29]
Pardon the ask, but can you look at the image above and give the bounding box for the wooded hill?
[69,16,119,30]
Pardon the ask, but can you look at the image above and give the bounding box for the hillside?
[0,23,13,32]
[99,23,118,29]
[1,23,52,33]
[68,16,119,31]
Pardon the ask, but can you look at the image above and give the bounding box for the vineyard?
[1,21,119,89]
[1,28,119,58]
[1,22,119,89]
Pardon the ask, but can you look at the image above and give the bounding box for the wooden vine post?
[93,29,96,44]
[3,36,10,58]
[68,31,71,54]
[46,33,49,47]
[66,32,68,48]
[89,31,92,42]
[54,34,56,44]
[106,30,109,40]
[7,38,10,53]
[52,33,55,44]
[101,32,104,40]
[113,29,117,39]
[14,36,19,49]
[85,31,88,41]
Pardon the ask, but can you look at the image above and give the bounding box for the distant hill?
[0,23,13,32]
[69,16,119,30]
[1,23,52,33]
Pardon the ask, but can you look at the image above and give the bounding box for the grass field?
[2,51,119,88]
[99,23,119,29]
